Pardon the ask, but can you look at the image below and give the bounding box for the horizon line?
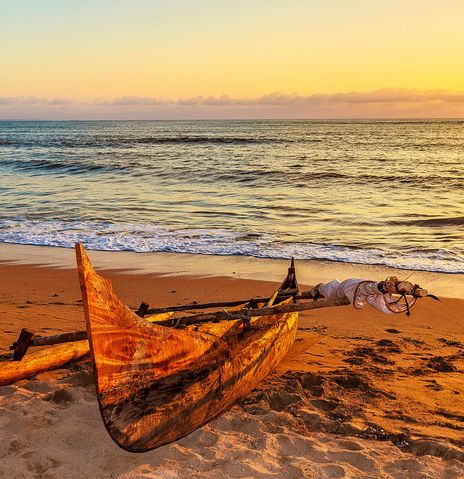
[1,117,464,122]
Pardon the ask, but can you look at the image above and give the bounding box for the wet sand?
[1,245,463,478]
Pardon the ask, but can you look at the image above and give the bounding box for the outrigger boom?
[9,294,348,360]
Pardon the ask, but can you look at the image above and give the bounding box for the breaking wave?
[0,219,462,273]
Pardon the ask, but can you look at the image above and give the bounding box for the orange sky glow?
[1,0,463,119]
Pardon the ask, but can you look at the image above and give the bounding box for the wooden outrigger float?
[0,340,89,387]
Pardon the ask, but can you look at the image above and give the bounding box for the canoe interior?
[76,244,299,452]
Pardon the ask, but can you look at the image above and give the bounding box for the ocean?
[0,120,462,273]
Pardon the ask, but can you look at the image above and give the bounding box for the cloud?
[314,89,464,104]
[94,96,168,106]
[0,96,74,106]
[1,89,464,119]
[95,89,464,107]
[1,89,464,109]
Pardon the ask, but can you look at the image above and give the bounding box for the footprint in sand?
[24,454,61,477]
[297,408,325,428]
[1,438,29,458]
[385,328,401,334]
[179,427,219,449]
[23,380,55,394]
[384,457,426,476]
[330,450,375,473]
[276,433,320,457]
[408,439,464,461]
[267,389,301,411]
[426,356,457,372]
[298,372,325,397]
[43,388,75,405]
[321,464,346,478]
[310,398,339,412]
[61,370,94,388]
[0,385,17,397]
[222,461,263,479]
[162,444,198,462]
[334,439,364,451]
[333,372,370,391]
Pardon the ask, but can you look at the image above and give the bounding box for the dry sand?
[1,245,463,479]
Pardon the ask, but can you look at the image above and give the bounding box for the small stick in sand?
[135,302,150,318]
[12,328,35,361]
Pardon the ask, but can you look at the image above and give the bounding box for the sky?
[1,0,464,119]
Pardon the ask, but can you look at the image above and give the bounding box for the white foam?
[0,219,462,273]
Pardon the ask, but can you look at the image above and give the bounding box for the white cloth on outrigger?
[314,279,408,314]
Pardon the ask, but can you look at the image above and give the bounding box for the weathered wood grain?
[76,243,300,452]
[0,340,89,386]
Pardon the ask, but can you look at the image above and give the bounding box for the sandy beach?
[1,244,463,478]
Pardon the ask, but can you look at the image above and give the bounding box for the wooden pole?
[144,289,304,315]
[31,331,88,347]
[157,297,351,327]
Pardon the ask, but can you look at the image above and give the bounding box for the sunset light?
[1,0,464,118]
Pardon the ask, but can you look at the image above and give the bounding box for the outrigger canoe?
[76,243,301,452]
[0,245,433,452]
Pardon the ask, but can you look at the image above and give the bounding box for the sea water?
[0,120,463,272]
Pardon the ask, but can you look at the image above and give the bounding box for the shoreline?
[1,241,463,298]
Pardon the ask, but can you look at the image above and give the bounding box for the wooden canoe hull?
[76,244,299,452]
